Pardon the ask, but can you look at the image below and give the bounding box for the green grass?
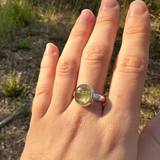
[150,112,155,118]
[1,75,27,97]
[53,0,160,16]
[16,40,31,50]
[0,0,40,38]
[71,0,100,14]
[105,76,111,89]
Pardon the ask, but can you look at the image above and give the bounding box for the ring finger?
[73,0,119,113]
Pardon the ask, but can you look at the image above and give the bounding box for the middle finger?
[76,0,119,111]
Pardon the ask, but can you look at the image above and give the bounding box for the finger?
[105,0,150,115]
[75,0,119,112]
[31,43,59,122]
[137,113,160,160]
[103,0,150,150]
[46,10,95,117]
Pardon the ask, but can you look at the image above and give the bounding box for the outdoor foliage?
[0,0,40,38]
[16,40,31,50]
[1,75,27,97]
[41,0,160,16]
[150,112,155,118]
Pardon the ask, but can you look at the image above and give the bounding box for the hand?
[20,0,160,159]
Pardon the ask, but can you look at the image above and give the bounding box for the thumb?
[137,113,160,160]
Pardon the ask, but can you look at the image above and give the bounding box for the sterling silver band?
[93,93,106,102]
[73,84,106,107]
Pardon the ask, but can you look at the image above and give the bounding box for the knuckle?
[41,63,54,70]
[96,11,116,27]
[84,45,107,65]
[116,56,147,74]
[35,84,51,97]
[124,18,147,39]
[57,59,78,77]
[70,26,88,39]
[41,56,56,70]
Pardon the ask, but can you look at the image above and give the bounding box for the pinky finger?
[31,43,59,122]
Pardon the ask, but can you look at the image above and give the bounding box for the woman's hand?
[20,0,160,159]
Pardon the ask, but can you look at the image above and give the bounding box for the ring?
[73,84,106,107]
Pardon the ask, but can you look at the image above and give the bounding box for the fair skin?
[20,0,160,159]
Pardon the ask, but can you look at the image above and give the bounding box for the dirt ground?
[0,15,160,160]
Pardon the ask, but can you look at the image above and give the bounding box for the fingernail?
[46,43,56,54]
[79,9,93,23]
[101,0,119,9]
[130,0,147,15]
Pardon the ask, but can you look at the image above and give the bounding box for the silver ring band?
[93,93,106,103]
[73,84,106,107]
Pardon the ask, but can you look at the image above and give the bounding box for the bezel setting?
[74,84,94,107]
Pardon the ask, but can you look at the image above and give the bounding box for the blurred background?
[0,0,160,159]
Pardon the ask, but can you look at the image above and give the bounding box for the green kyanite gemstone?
[75,84,91,105]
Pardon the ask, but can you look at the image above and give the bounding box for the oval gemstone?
[75,84,91,105]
